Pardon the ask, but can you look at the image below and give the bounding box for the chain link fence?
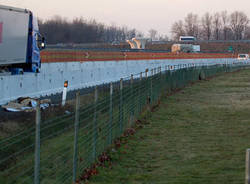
[0,62,248,184]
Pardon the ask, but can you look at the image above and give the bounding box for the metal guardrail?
[0,62,248,184]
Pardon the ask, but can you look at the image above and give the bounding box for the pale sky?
[1,0,250,37]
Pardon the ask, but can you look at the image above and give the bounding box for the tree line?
[38,16,143,44]
[171,11,250,41]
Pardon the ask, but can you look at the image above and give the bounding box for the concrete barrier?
[0,58,240,105]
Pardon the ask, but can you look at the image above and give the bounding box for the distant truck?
[172,44,200,53]
[192,45,200,52]
[172,44,192,53]
[0,5,45,74]
[179,36,196,42]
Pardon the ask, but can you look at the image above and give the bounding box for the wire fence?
[0,62,248,184]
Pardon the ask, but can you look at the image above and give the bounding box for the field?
[88,69,250,184]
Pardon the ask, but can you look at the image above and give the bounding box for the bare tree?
[244,26,250,39]
[158,34,169,41]
[230,11,249,40]
[148,29,158,41]
[213,12,221,40]
[171,10,250,41]
[201,12,213,40]
[39,16,140,44]
[136,31,144,38]
[171,20,185,41]
[221,11,229,40]
[184,13,199,38]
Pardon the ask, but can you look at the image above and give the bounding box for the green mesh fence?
[0,62,248,184]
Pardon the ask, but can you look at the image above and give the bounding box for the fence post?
[109,82,113,145]
[119,78,123,134]
[139,72,142,110]
[34,100,41,184]
[246,149,250,184]
[159,66,163,96]
[150,69,153,104]
[154,68,157,75]
[93,86,98,161]
[73,92,80,183]
[130,74,134,127]
[146,69,150,111]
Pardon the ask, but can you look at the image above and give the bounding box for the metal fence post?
[130,74,134,127]
[139,72,142,112]
[146,69,150,111]
[154,68,157,75]
[119,78,123,134]
[34,100,41,184]
[150,69,153,104]
[73,92,80,183]
[159,66,163,97]
[246,149,250,184]
[93,86,98,161]
[109,82,113,145]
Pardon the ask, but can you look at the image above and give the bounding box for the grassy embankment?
[88,69,250,184]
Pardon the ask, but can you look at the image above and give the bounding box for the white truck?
[0,4,45,74]
[171,44,200,53]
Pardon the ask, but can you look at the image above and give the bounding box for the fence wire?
[0,62,248,184]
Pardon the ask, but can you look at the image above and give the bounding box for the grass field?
[88,69,250,184]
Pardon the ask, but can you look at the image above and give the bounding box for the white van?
[237,54,249,60]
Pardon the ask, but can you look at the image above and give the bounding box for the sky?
[1,0,250,37]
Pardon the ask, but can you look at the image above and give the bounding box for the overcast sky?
[1,0,250,37]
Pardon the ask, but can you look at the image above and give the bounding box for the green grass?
[0,77,149,184]
[88,69,250,184]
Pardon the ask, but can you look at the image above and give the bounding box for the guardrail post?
[109,82,113,145]
[93,86,98,161]
[73,91,80,183]
[246,149,250,184]
[34,100,41,184]
[119,78,123,134]
[62,81,68,106]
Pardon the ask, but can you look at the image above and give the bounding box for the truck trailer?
[171,44,193,53]
[0,4,45,74]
